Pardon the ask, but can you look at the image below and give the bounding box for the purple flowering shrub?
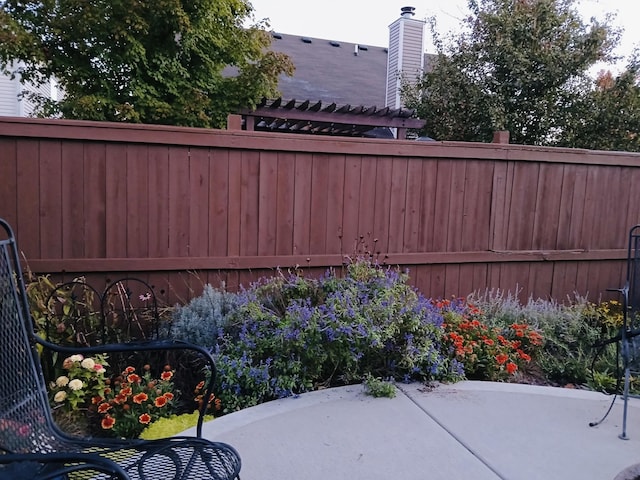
[212,260,463,413]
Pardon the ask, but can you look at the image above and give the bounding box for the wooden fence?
[1,116,640,304]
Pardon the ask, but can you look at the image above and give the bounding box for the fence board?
[147,145,169,258]
[209,148,230,257]
[507,162,539,250]
[258,151,278,256]
[105,143,128,258]
[187,147,210,258]
[276,152,295,255]
[293,153,312,254]
[16,139,40,259]
[462,160,492,252]
[310,153,329,254]
[357,156,377,249]
[61,142,85,258]
[325,154,346,253]
[0,138,17,228]
[532,163,563,250]
[417,159,437,252]
[125,144,149,258]
[447,160,466,252]
[342,155,362,254]
[403,158,423,253]
[39,140,62,259]
[432,159,453,253]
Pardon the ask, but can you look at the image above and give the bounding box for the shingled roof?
[268,33,390,107]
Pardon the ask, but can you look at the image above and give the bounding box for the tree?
[0,0,293,128]
[402,0,618,145]
[560,61,640,151]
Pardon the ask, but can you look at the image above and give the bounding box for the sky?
[248,0,640,71]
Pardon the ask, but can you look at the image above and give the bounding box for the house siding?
[0,73,20,116]
[0,64,54,117]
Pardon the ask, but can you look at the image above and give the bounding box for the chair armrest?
[0,451,130,479]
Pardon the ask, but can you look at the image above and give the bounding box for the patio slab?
[189,381,640,480]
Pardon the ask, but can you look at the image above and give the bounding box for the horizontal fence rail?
[1,116,640,303]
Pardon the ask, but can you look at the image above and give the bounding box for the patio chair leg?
[620,366,631,440]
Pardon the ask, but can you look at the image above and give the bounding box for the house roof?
[268,33,390,107]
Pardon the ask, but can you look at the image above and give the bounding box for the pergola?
[239,97,425,139]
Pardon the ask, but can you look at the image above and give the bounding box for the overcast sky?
[249,0,640,70]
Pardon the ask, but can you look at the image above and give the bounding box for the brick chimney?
[385,6,426,109]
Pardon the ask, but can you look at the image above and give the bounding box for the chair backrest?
[626,225,640,331]
[0,219,59,453]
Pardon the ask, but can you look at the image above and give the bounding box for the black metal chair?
[0,218,241,479]
[616,225,640,439]
[593,224,640,440]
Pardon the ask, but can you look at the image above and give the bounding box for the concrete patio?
[187,381,640,480]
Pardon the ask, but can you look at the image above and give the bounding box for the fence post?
[492,130,510,144]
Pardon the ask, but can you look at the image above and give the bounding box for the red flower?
[155,396,168,408]
[195,381,205,392]
[97,402,112,413]
[101,415,116,430]
[127,374,141,384]
[518,351,532,362]
[139,413,152,425]
[124,366,136,374]
[495,353,509,365]
[164,392,174,400]
[91,396,103,405]
[120,387,132,396]
[506,362,518,374]
[161,371,173,381]
[133,393,148,404]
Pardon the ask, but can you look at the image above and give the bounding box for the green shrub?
[363,374,397,398]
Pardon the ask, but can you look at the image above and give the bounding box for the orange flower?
[124,366,136,374]
[139,413,151,425]
[101,415,116,430]
[97,402,112,413]
[155,396,168,408]
[164,392,174,400]
[214,398,222,410]
[127,374,141,384]
[120,387,132,396]
[133,393,148,404]
[195,381,205,391]
[495,353,509,365]
[91,396,103,405]
[518,351,532,362]
[506,362,518,374]
[161,371,173,381]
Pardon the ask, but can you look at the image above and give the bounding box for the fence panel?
[2,117,640,303]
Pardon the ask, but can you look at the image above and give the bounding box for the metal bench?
[0,218,241,479]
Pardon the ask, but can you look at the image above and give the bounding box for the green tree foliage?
[402,0,618,146]
[561,61,640,151]
[0,0,293,127]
